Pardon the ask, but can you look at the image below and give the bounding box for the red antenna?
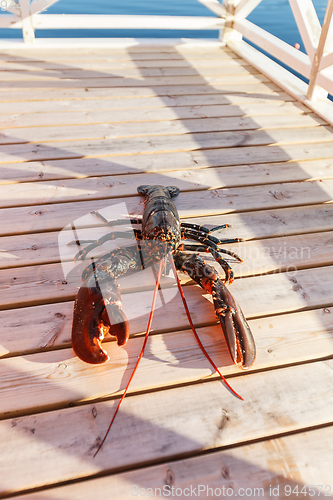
[94,253,243,457]
[168,254,243,401]
[94,258,164,457]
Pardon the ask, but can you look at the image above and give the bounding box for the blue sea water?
[0,0,328,45]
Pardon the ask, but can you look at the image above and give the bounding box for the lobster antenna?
[151,255,166,307]
[91,258,99,288]
[94,258,164,457]
[168,255,243,401]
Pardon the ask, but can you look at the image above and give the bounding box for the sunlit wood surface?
[0,42,333,499]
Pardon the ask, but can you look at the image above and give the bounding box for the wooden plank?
[0,102,309,128]
[232,230,333,274]
[2,159,333,208]
[0,114,325,145]
[0,73,270,90]
[0,93,298,115]
[1,266,332,354]
[0,51,243,63]
[1,361,333,494]
[0,82,287,101]
[1,303,333,417]
[5,202,332,276]
[184,202,333,240]
[0,204,333,269]
[0,44,231,55]
[0,180,332,236]
[65,228,333,278]
[1,239,333,311]
[0,51,235,59]
[0,66,261,81]
[1,144,333,183]
[0,48,239,63]
[10,425,333,500]
[1,127,333,162]
[0,58,252,71]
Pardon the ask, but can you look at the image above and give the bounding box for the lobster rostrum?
[70,185,256,451]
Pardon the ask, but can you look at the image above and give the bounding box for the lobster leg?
[181,229,243,261]
[174,251,256,369]
[181,222,232,233]
[180,241,242,263]
[178,243,235,284]
[181,227,244,246]
[91,211,142,227]
[68,211,143,261]
[69,230,142,261]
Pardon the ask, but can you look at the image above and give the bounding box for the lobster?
[69,185,256,453]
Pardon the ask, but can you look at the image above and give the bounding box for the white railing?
[219,0,333,124]
[0,0,333,122]
[0,0,225,43]
[221,1,333,102]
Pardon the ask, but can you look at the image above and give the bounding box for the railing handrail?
[0,0,225,42]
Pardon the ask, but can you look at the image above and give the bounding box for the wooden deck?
[1,41,333,499]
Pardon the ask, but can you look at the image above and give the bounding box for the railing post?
[220,0,242,42]
[20,0,35,43]
[307,0,333,101]
[234,0,264,19]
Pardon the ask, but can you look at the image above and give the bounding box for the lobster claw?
[71,273,129,364]
[212,279,256,370]
[174,252,256,370]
